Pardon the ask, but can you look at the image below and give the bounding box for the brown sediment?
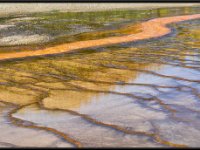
[150,121,186,148]
[1,59,198,114]
[59,83,177,113]
[89,57,200,70]
[1,89,187,148]
[98,64,200,83]
[9,105,83,148]
[0,66,193,147]
[38,100,186,147]
[0,14,200,61]
[0,62,191,114]
[0,64,188,90]
[2,83,193,147]
[0,100,82,148]
[0,14,200,147]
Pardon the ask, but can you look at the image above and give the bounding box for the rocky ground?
[0,3,200,17]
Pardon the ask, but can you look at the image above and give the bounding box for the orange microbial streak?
[0,14,200,61]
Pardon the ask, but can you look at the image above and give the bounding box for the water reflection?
[0,7,200,147]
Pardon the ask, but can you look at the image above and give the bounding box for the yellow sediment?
[0,14,200,61]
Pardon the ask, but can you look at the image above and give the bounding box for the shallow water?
[0,6,200,147]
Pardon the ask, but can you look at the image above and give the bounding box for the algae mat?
[0,6,200,147]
